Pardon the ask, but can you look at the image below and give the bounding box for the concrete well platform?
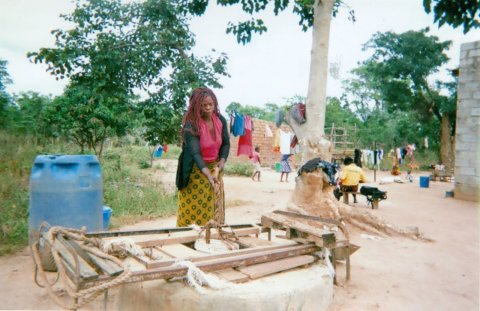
[115,263,333,311]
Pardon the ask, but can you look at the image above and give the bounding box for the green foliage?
[0,134,34,254]
[223,162,253,177]
[226,101,277,122]
[325,97,360,128]
[344,29,455,152]
[138,159,151,169]
[160,144,182,159]
[423,0,480,33]
[0,134,177,255]
[186,0,339,43]
[102,148,177,227]
[0,59,13,129]
[28,0,229,152]
[10,92,55,141]
[225,101,289,122]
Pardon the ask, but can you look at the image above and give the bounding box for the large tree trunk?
[285,0,334,163]
[440,115,455,171]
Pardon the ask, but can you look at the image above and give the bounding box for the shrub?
[223,162,253,177]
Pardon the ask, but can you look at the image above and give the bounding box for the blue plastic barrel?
[419,176,430,188]
[29,155,103,243]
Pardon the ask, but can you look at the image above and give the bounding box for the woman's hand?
[201,167,216,187]
[207,174,216,187]
[212,166,220,184]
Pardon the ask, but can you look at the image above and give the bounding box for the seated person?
[339,156,366,203]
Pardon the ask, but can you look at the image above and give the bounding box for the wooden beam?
[237,255,315,280]
[101,227,260,249]
[145,243,306,269]
[213,269,250,283]
[53,239,98,281]
[80,244,318,289]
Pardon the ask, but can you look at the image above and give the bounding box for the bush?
[161,144,181,159]
[0,132,178,255]
[223,162,253,177]
[138,159,151,169]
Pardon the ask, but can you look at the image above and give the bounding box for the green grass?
[223,162,253,177]
[0,133,82,255]
[0,133,177,255]
[160,144,181,159]
[102,146,177,228]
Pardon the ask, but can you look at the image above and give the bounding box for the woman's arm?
[217,115,230,171]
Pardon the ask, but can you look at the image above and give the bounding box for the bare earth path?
[0,159,478,310]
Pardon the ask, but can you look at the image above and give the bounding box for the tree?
[225,101,284,121]
[423,0,480,33]
[14,92,54,142]
[0,59,13,129]
[29,0,228,156]
[183,0,351,161]
[347,29,456,168]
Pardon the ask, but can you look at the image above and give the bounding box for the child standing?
[280,154,292,182]
[251,146,262,181]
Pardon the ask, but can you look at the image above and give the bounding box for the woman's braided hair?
[181,87,220,139]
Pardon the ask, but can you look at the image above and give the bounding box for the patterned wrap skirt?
[280,159,292,173]
[177,162,225,227]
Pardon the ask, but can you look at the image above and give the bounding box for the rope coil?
[32,226,132,310]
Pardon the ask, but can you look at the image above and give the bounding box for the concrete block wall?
[228,118,301,169]
[455,41,480,202]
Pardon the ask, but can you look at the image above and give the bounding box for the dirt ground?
[0,158,478,310]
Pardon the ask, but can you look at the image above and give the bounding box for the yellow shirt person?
[340,163,366,186]
[339,156,366,204]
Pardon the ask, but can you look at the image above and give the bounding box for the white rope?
[322,248,336,278]
[173,260,235,293]
[101,237,145,257]
[194,238,239,254]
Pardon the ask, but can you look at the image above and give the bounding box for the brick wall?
[454,41,480,202]
[228,118,300,168]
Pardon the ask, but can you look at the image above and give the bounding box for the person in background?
[251,146,262,182]
[176,87,230,226]
[339,156,366,203]
[280,154,292,182]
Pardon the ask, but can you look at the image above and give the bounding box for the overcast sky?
[1,0,478,112]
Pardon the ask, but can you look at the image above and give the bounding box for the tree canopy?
[344,29,456,165]
[0,59,13,128]
[28,0,228,155]
[423,0,480,33]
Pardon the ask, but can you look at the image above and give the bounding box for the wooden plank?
[213,269,250,283]
[80,244,318,289]
[237,255,315,280]
[101,227,260,248]
[236,236,274,248]
[59,237,124,277]
[261,213,333,246]
[159,244,203,258]
[145,243,304,269]
[53,239,98,280]
[87,252,124,277]
[147,247,173,260]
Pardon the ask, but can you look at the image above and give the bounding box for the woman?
[176,87,230,226]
